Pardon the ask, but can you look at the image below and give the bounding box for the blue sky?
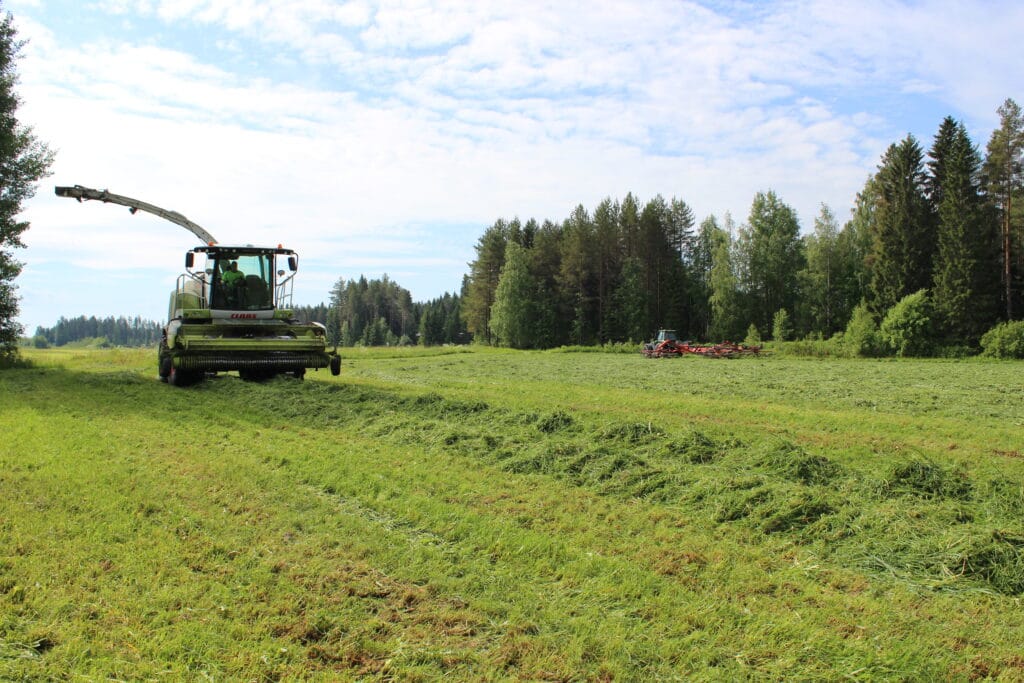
[9,0,1024,333]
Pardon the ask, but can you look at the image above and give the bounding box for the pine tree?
[462,220,509,344]
[867,135,932,317]
[982,98,1024,319]
[0,7,54,360]
[619,193,641,260]
[558,205,595,345]
[593,198,621,342]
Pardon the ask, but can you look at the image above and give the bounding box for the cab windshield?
[210,252,274,310]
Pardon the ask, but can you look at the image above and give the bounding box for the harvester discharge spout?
[54,183,341,385]
[55,184,218,246]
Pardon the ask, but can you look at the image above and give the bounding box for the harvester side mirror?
[185,252,194,269]
[277,270,285,277]
[288,256,297,271]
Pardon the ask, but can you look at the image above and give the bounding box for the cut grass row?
[2,347,1023,680]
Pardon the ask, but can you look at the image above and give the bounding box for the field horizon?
[2,347,1023,680]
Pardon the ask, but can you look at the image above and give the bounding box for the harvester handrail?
[55,184,218,246]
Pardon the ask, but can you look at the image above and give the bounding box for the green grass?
[2,347,1023,680]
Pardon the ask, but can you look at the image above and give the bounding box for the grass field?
[2,347,1023,681]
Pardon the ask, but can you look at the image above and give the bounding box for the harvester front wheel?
[158,346,172,382]
[168,366,200,387]
[330,355,341,376]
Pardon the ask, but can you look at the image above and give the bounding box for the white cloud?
[10,0,1024,332]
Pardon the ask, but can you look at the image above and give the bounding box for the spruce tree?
[528,219,563,348]
[931,121,998,344]
[926,116,959,208]
[0,6,54,361]
[609,257,647,342]
[867,135,932,317]
[462,220,508,344]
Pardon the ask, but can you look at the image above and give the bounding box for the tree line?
[296,275,469,347]
[460,100,1024,354]
[11,96,1024,357]
[33,315,164,348]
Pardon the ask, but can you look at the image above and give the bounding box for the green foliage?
[323,275,420,347]
[771,308,792,341]
[800,204,844,337]
[609,257,647,342]
[708,221,743,341]
[843,303,880,357]
[736,191,804,333]
[0,10,55,358]
[879,290,934,357]
[743,322,761,345]
[463,220,509,344]
[930,118,999,345]
[776,336,845,357]
[980,320,1024,358]
[489,241,538,348]
[868,135,933,318]
[982,98,1024,320]
[33,315,163,347]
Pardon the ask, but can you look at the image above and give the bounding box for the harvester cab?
[178,245,294,319]
[55,184,341,386]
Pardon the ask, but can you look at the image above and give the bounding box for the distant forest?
[460,100,1024,355]
[34,99,1024,356]
[33,316,164,348]
[296,276,469,348]
[32,285,470,349]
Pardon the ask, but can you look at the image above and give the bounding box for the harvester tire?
[168,366,199,387]
[158,353,172,382]
[330,355,341,376]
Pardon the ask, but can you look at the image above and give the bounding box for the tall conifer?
[931,122,998,343]
[867,135,932,317]
[982,98,1024,319]
[0,7,54,360]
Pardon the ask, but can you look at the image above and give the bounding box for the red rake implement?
[641,330,760,359]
